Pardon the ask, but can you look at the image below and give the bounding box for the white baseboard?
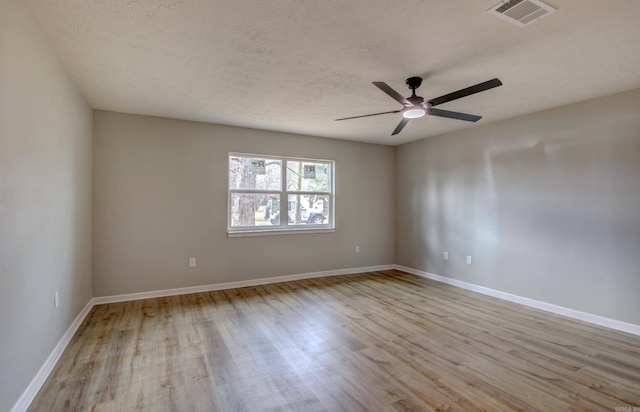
[92,264,395,305]
[394,264,640,336]
[14,262,638,411]
[11,300,94,412]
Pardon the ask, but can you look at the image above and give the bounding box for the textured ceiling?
[21,0,640,145]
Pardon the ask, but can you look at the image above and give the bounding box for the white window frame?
[228,152,335,236]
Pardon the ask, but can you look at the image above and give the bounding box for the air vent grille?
[488,0,556,27]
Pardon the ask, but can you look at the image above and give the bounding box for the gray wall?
[0,0,93,410]
[396,88,640,325]
[92,111,395,296]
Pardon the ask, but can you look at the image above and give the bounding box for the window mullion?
[229,189,281,194]
[281,159,287,227]
[286,191,330,196]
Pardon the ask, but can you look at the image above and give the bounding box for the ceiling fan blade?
[427,78,502,107]
[373,82,411,106]
[428,108,482,122]
[391,118,410,135]
[335,109,402,121]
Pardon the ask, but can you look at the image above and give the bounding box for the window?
[228,153,334,234]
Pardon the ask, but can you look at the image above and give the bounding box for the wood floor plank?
[28,270,640,411]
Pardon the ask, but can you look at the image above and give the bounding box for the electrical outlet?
[443,251,449,261]
[466,256,472,265]
[189,258,196,268]
[355,246,360,253]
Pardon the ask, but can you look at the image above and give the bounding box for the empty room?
[2,0,640,410]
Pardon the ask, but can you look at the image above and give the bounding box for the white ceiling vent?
[488,0,556,27]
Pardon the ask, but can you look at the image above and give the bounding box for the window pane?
[286,161,331,192]
[286,194,330,225]
[229,156,282,191]
[230,193,280,227]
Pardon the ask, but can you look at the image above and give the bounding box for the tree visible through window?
[228,153,334,232]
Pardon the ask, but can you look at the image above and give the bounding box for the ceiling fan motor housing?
[407,96,425,106]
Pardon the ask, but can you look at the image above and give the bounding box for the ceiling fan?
[335,77,503,135]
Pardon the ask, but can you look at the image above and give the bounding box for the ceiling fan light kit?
[336,76,503,136]
[403,108,426,119]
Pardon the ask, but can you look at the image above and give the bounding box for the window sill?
[228,227,335,238]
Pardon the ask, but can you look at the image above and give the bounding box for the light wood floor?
[30,270,640,411]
